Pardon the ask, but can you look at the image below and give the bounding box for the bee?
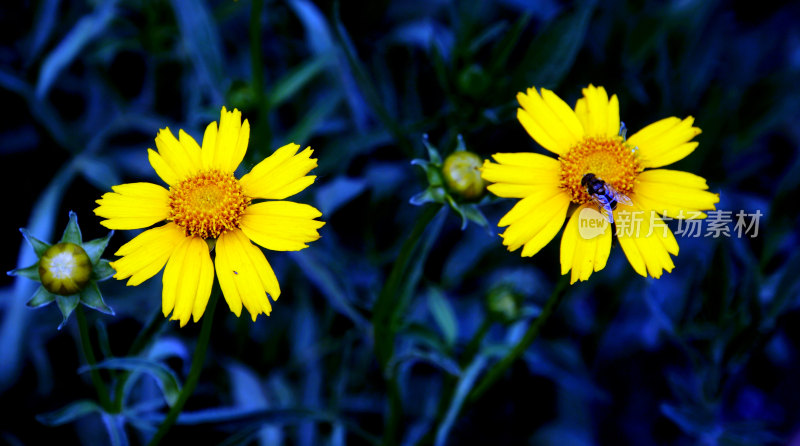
[581,173,632,224]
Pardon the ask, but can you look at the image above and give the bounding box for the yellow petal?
[498,185,567,227]
[148,149,178,186]
[517,108,561,155]
[627,117,702,168]
[240,201,325,252]
[153,127,202,183]
[614,202,678,279]
[239,144,318,200]
[520,197,570,257]
[576,85,621,138]
[499,192,571,253]
[633,169,720,218]
[162,236,213,327]
[94,182,170,230]
[560,204,612,284]
[111,223,185,286]
[216,229,279,321]
[481,153,561,198]
[201,107,248,173]
[516,87,584,155]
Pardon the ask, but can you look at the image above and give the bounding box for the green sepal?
[27,285,56,308]
[60,210,82,245]
[410,187,446,206]
[82,231,113,265]
[20,228,51,258]
[454,134,467,152]
[91,259,115,282]
[421,134,442,165]
[8,263,41,282]
[445,196,490,231]
[56,294,80,330]
[460,204,491,231]
[79,282,114,315]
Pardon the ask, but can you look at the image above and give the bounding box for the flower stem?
[466,275,568,404]
[76,305,112,410]
[373,204,445,446]
[147,290,220,446]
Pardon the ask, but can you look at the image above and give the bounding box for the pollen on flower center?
[559,136,641,204]
[168,170,250,239]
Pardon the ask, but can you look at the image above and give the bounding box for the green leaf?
[36,400,103,426]
[518,2,596,88]
[79,282,114,315]
[427,288,458,347]
[35,1,116,98]
[92,259,116,282]
[267,55,331,108]
[20,228,51,257]
[60,210,82,244]
[286,92,344,145]
[390,349,461,376]
[26,286,55,308]
[435,355,489,446]
[56,294,79,330]
[82,231,113,265]
[8,263,41,282]
[83,357,181,407]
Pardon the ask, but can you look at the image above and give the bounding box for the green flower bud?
[8,211,115,329]
[486,286,522,323]
[442,151,486,200]
[39,243,92,295]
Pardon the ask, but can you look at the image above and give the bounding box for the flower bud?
[442,151,486,200]
[38,242,92,295]
[486,286,522,323]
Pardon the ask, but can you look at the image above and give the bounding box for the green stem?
[249,0,271,148]
[372,204,444,446]
[76,306,112,410]
[112,308,168,412]
[461,317,492,367]
[466,275,568,404]
[147,291,220,446]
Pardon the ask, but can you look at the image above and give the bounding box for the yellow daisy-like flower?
[482,85,719,284]
[94,107,324,325]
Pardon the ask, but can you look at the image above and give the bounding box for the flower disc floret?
[559,136,640,204]
[38,242,92,295]
[168,169,250,239]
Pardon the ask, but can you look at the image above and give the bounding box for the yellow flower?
[94,107,324,325]
[482,85,719,284]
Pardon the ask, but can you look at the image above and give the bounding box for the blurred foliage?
[1,0,799,445]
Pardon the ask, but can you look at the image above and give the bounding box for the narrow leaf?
[267,55,331,108]
[427,289,458,347]
[36,400,102,426]
[82,357,181,407]
[36,0,116,98]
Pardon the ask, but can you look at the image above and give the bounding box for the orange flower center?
[168,170,250,239]
[559,136,641,204]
